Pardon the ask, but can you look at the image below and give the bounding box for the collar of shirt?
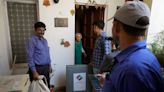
[115,40,147,63]
[34,35,45,40]
[100,31,107,37]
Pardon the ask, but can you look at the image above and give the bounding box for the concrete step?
[12,63,28,75]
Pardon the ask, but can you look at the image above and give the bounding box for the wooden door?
[75,5,105,64]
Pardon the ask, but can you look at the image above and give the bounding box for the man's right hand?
[95,73,106,87]
[32,71,39,80]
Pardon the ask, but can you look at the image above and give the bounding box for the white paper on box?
[73,73,86,91]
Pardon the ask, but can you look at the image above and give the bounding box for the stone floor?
[11,63,66,92]
[12,63,28,75]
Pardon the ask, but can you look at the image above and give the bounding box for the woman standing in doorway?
[75,33,87,64]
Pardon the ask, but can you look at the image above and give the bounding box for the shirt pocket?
[34,43,45,54]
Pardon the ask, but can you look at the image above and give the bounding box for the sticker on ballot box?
[73,73,86,91]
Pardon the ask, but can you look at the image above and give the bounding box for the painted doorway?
[75,5,105,64]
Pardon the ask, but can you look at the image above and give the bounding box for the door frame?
[75,3,108,63]
[75,3,108,33]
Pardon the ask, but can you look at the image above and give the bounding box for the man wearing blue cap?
[102,0,164,92]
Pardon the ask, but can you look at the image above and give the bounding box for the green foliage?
[149,30,164,67]
[149,30,164,54]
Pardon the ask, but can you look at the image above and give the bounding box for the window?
[7,1,37,63]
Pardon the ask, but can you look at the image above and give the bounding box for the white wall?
[0,0,11,75]
[38,0,75,87]
[147,0,164,43]
[106,0,124,36]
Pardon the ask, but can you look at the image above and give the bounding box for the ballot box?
[66,65,92,92]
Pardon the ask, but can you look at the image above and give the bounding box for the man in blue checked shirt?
[92,20,111,74]
[102,1,164,92]
[26,22,51,88]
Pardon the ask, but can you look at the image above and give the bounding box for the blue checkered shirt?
[92,32,111,69]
